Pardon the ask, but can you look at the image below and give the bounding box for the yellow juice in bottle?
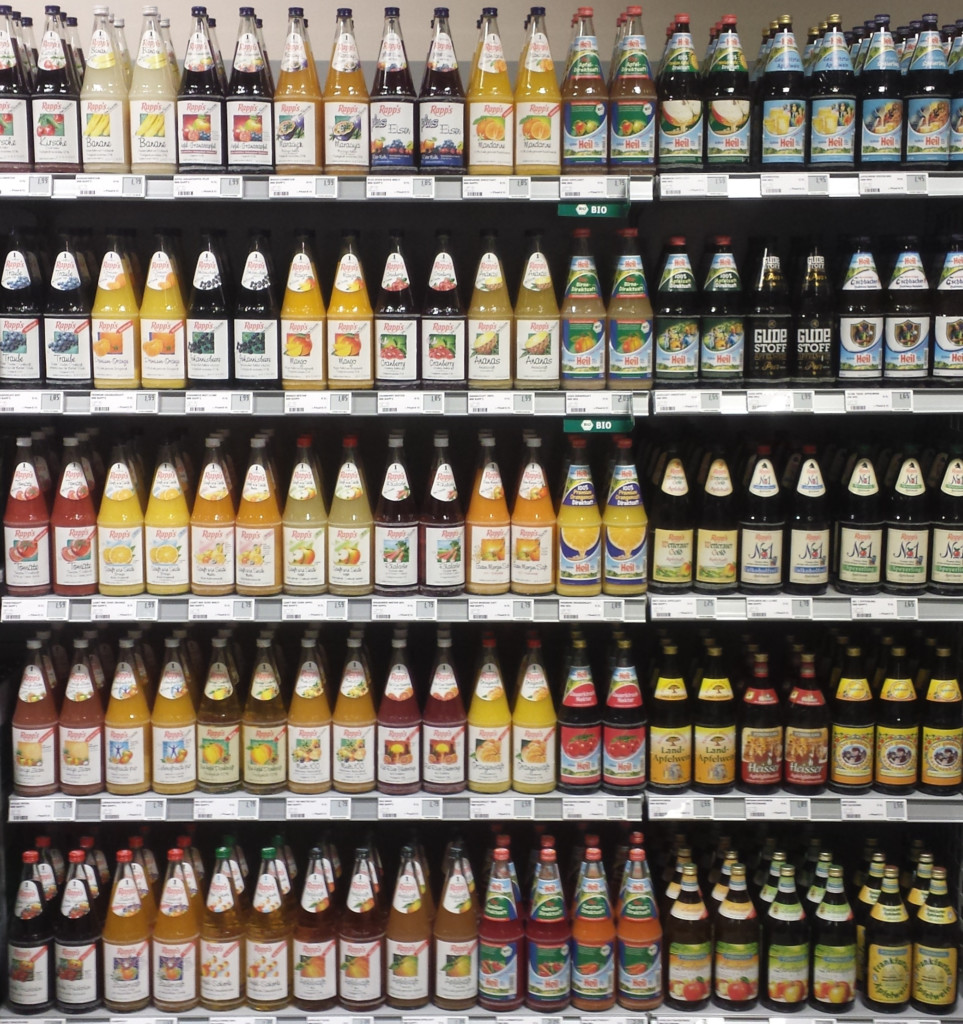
[602,436,647,596]
[104,640,152,795]
[514,231,560,388]
[274,7,322,174]
[466,432,510,596]
[80,5,131,173]
[514,8,561,174]
[152,637,197,795]
[235,437,282,597]
[282,435,327,595]
[511,634,557,794]
[510,435,556,595]
[327,232,373,389]
[191,437,235,596]
[145,444,191,595]
[467,8,514,174]
[140,239,187,388]
[328,435,373,596]
[98,448,145,596]
[467,633,511,793]
[241,638,288,795]
[287,635,332,794]
[102,850,151,1012]
[128,5,177,175]
[557,436,602,596]
[92,242,140,388]
[322,8,369,175]
[332,634,376,793]
[467,232,513,389]
[281,237,326,389]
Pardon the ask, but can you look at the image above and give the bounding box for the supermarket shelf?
[651,387,938,416]
[648,588,955,623]
[646,789,963,824]
[659,168,945,199]
[0,389,647,418]
[7,790,643,824]
[0,594,647,624]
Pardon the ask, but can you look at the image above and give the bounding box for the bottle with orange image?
[466,431,510,595]
[467,6,514,174]
[145,442,191,596]
[514,5,561,174]
[280,234,325,389]
[511,433,556,595]
[91,236,140,389]
[140,233,187,389]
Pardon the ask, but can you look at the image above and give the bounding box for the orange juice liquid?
[92,247,140,388]
[281,244,326,389]
[327,243,373,389]
[510,441,556,595]
[467,12,514,174]
[140,246,187,388]
[235,439,282,597]
[466,437,510,596]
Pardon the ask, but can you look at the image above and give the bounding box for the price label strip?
[562,796,629,820]
[745,797,810,820]
[840,797,908,821]
[647,796,715,819]
[101,797,167,820]
[193,797,260,819]
[378,796,443,819]
[9,796,76,822]
[470,797,535,819]
[286,796,351,819]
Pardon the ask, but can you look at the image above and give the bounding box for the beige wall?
[84,0,931,78]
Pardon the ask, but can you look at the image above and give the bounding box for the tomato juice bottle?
[478,846,524,1010]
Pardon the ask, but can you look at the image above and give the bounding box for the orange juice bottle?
[332,633,376,793]
[102,849,151,1012]
[327,231,373,389]
[241,638,288,794]
[235,437,282,597]
[287,634,332,794]
[140,234,187,389]
[514,6,561,174]
[385,844,432,1009]
[557,436,602,596]
[466,432,510,595]
[200,846,246,1010]
[274,6,322,174]
[281,235,326,389]
[153,848,201,1011]
[144,442,191,595]
[191,436,235,597]
[468,231,513,388]
[91,237,140,389]
[152,636,197,795]
[98,444,145,595]
[322,7,369,175]
[467,632,512,793]
[467,6,514,173]
[282,435,327,595]
[104,638,152,795]
[511,434,556,595]
[328,435,374,596]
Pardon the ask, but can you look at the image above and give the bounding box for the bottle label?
[105,723,147,787]
[91,313,136,382]
[571,937,615,1003]
[434,937,477,1001]
[558,522,601,589]
[602,722,645,786]
[511,722,556,787]
[884,312,930,377]
[468,100,514,168]
[884,526,928,586]
[152,938,197,1004]
[906,96,950,163]
[32,98,80,166]
[191,523,234,588]
[838,314,884,377]
[59,722,103,788]
[233,316,278,381]
[516,100,561,167]
[103,939,150,1004]
[934,308,963,375]
[239,721,285,787]
[912,943,957,1006]
[695,527,737,587]
[931,526,963,583]
[552,720,600,786]
[196,721,240,786]
[831,723,874,787]
[422,720,465,786]
[561,315,605,382]
[469,522,510,586]
[0,95,28,166]
[423,523,465,589]
[186,317,230,381]
[141,315,186,382]
[375,317,417,382]
[658,94,704,164]
[234,524,277,590]
[667,940,711,1001]
[809,97,856,163]
[98,524,144,589]
[952,96,963,162]
[866,942,910,1004]
[331,30,359,72]
[8,942,50,1008]
[0,310,41,382]
[566,34,602,76]
[784,725,829,786]
[740,723,782,786]
[562,98,607,167]
[467,722,509,786]
[199,938,242,1003]
[811,940,856,1007]
[176,97,223,165]
[604,520,646,589]
[51,523,96,588]
[292,935,338,1002]
[337,936,381,1003]
[795,317,835,378]
[706,94,750,164]
[328,525,371,588]
[838,525,883,585]
[477,936,520,1004]
[651,527,693,586]
[788,527,829,586]
[370,98,415,168]
[608,312,653,380]
[12,723,57,788]
[332,722,375,786]
[701,310,745,376]
[739,527,783,586]
[145,524,189,588]
[714,940,759,1003]
[377,721,420,787]
[225,97,273,166]
[184,30,214,72]
[875,725,918,785]
[860,96,904,163]
[374,523,417,588]
[245,938,288,1002]
[761,99,807,164]
[467,316,511,382]
[766,942,809,1003]
[421,316,465,381]
[43,314,91,382]
[418,98,465,168]
[609,97,656,166]
[920,724,962,787]
[152,723,195,785]
[128,98,175,167]
[655,316,699,378]
[286,722,330,787]
[80,97,127,166]
[515,316,560,382]
[385,936,429,1002]
[527,937,571,1004]
[323,98,369,167]
[327,317,372,382]
[511,523,551,587]
[270,98,317,166]
[282,524,325,589]
[53,940,98,1005]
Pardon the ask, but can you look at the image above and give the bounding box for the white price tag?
[562,796,629,820]
[377,391,425,414]
[660,173,709,197]
[173,174,223,198]
[468,598,517,621]
[851,597,917,620]
[649,595,696,619]
[0,173,30,195]
[285,796,352,819]
[467,391,515,414]
[284,391,352,415]
[746,597,795,619]
[90,390,138,413]
[281,598,327,620]
[647,796,714,818]
[193,797,260,820]
[470,796,533,819]
[559,598,624,621]
[462,176,529,199]
[378,796,443,819]
[8,797,76,822]
[371,597,418,620]
[269,175,337,199]
[565,392,615,415]
[189,597,236,621]
[91,598,137,620]
[2,598,67,622]
[747,389,795,413]
[101,797,167,820]
[844,389,893,412]
[761,172,810,196]
[745,797,809,820]
[859,172,907,195]
[840,797,908,821]
[0,390,42,413]
[75,173,145,198]
[185,391,234,414]
[653,389,707,413]
[365,175,435,199]
[559,176,628,200]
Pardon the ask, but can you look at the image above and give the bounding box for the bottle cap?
[67,850,84,863]
[116,849,132,862]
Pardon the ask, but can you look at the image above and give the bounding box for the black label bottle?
[746,242,791,383]
[233,231,279,388]
[760,16,806,166]
[883,454,930,594]
[793,241,836,380]
[654,237,700,383]
[739,445,784,592]
[187,232,232,386]
[884,237,932,381]
[903,13,950,167]
[836,453,884,594]
[858,14,903,164]
[699,235,744,381]
[838,239,884,381]
[829,645,875,793]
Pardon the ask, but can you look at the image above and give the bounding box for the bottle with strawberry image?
[51,436,97,596]
[422,231,465,387]
[226,6,274,173]
[4,434,51,595]
[176,6,225,173]
[31,5,80,173]
[375,232,419,388]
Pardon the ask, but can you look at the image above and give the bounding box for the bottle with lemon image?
[98,445,146,596]
[197,636,242,793]
[144,442,190,596]
[242,637,287,794]
[557,436,603,596]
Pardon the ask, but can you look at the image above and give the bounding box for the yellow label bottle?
[92,242,140,388]
[467,634,511,793]
[144,445,190,595]
[98,447,145,595]
[467,8,514,173]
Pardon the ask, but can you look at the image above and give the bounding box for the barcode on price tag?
[841,798,908,821]
[378,797,442,819]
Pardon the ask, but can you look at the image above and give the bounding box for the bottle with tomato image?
[557,634,602,793]
[51,436,97,597]
[665,862,711,1010]
[4,434,51,595]
[761,864,809,1011]
[478,845,524,1010]
[525,846,570,1011]
[602,635,646,792]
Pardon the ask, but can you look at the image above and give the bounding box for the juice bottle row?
[7,821,959,1015]
[11,619,963,799]
[2,428,646,598]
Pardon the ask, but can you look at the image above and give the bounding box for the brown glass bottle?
[911,866,959,1012]
[713,862,759,1010]
[864,866,911,1012]
[664,863,710,1010]
[761,864,809,1011]
[783,652,830,794]
[739,652,783,792]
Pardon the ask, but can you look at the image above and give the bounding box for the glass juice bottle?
[80,5,129,171]
[144,443,190,596]
[128,4,176,174]
[467,6,513,174]
[332,634,376,793]
[97,447,145,596]
[245,846,293,1011]
[91,240,140,389]
[177,6,225,172]
[282,435,327,594]
[32,5,81,173]
[374,430,418,594]
[226,6,274,172]
[466,432,510,595]
[287,635,332,794]
[370,7,417,171]
[104,642,151,795]
[241,638,287,794]
[322,7,369,174]
[274,6,321,173]
[417,6,465,172]
[514,6,560,174]
[467,231,513,388]
[102,850,150,1012]
[235,437,282,597]
[140,236,187,389]
[200,846,245,1009]
[328,231,374,388]
[280,235,325,388]
[190,436,235,596]
[328,435,374,596]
